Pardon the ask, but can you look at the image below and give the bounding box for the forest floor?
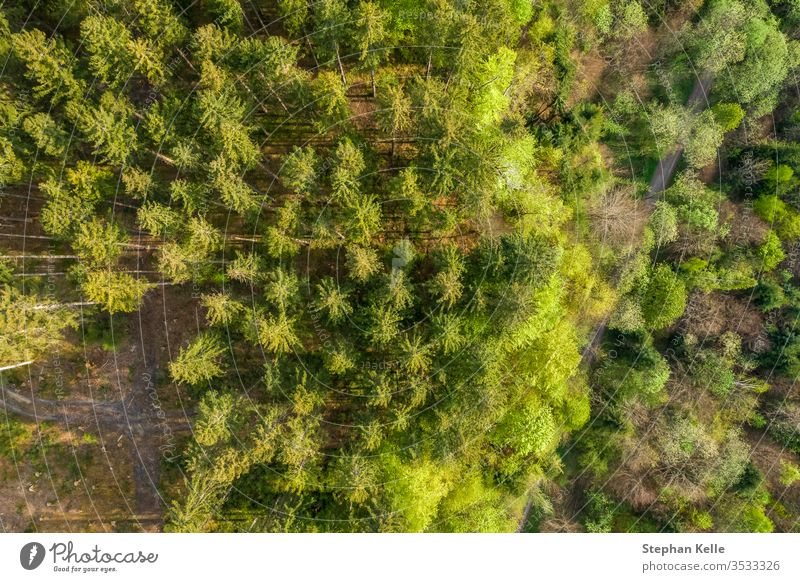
[0,299,192,530]
[0,208,196,531]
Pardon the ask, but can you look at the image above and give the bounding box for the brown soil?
[0,283,198,531]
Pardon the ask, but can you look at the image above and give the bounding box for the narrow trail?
[519,72,714,532]
[0,380,191,431]
[645,72,715,201]
[125,293,176,525]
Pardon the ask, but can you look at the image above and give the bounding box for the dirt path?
[0,381,190,430]
[645,73,715,203]
[125,292,170,525]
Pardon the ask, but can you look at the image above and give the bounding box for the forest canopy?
[0,0,799,535]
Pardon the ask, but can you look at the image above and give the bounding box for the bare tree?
[588,185,647,248]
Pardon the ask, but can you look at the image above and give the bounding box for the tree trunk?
[0,360,34,372]
[304,34,320,70]
[335,43,347,86]
[0,255,79,259]
[150,150,177,167]
[32,301,97,311]
[426,52,432,81]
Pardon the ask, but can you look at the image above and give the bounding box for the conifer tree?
[170,332,226,385]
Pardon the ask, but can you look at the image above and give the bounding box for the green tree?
[257,314,300,354]
[73,218,126,268]
[277,0,309,36]
[353,2,389,96]
[69,93,138,166]
[376,77,412,156]
[684,110,724,169]
[137,202,181,237]
[311,71,351,130]
[0,138,23,185]
[346,245,380,282]
[158,243,195,283]
[639,264,687,329]
[647,103,688,156]
[711,102,745,131]
[206,0,244,30]
[280,146,318,194]
[757,231,785,271]
[202,293,244,327]
[650,201,679,247]
[81,271,154,313]
[11,29,83,103]
[170,332,226,385]
[22,113,68,157]
[0,286,78,369]
[313,277,352,323]
[311,0,351,76]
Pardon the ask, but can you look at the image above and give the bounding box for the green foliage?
[11,28,83,103]
[202,293,244,327]
[0,417,29,460]
[689,351,735,397]
[491,399,557,460]
[711,103,745,131]
[313,278,352,324]
[206,0,244,30]
[434,472,518,532]
[12,0,793,535]
[720,500,774,533]
[639,264,687,329]
[73,219,126,268]
[82,271,154,313]
[689,0,796,115]
[0,285,78,367]
[594,341,670,404]
[137,202,181,237]
[277,0,309,36]
[0,137,23,185]
[584,491,617,533]
[664,172,720,232]
[352,1,389,73]
[81,14,163,86]
[346,245,380,282]
[753,195,800,239]
[757,231,785,271]
[380,454,453,532]
[69,93,138,166]
[170,332,226,385]
[779,460,800,486]
[280,146,318,193]
[684,110,724,169]
[647,104,688,155]
[311,71,350,129]
[650,201,679,247]
[256,314,300,354]
[753,278,785,311]
[22,113,68,156]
